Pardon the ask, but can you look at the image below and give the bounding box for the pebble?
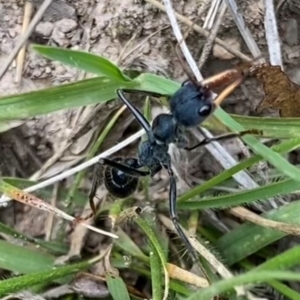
[213,38,241,60]
[284,19,298,46]
[55,18,77,33]
[35,21,54,37]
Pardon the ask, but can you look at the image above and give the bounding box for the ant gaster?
[87,61,260,263]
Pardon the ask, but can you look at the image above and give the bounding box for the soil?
[0,0,300,298]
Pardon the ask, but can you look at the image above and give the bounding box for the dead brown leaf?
[251,63,300,117]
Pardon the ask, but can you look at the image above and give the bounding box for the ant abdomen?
[103,157,139,198]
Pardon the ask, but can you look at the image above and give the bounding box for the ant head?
[169,81,214,127]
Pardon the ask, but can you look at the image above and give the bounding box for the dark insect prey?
[87,55,260,263]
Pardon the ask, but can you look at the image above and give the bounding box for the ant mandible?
[87,47,260,263]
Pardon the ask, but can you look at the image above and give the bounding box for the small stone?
[142,42,150,54]
[35,21,54,37]
[213,38,241,60]
[45,66,52,74]
[51,27,69,47]
[55,18,77,33]
[284,19,298,46]
[8,28,16,38]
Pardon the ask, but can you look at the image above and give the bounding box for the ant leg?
[76,158,150,224]
[184,129,262,151]
[164,164,198,263]
[99,158,150,177]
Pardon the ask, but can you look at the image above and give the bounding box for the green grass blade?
[150,248,163,300]
[0,239,54,274]
[187,271,300,300]
[106,274,131,300]
[114,227,149,262]
[253,246,300,271]
[231,115,300,138]
[179,138,300,203]
[33,45,131,82]
[178,178,299,210]
[0,77,137,120]
[215,108,300,182]
[268,280,300,300]
[216,201,300,265]
[0,221,68,255]
[134,212,169,300]
[0,258,95,296]
[136,73,180,95]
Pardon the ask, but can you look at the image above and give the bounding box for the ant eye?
[198,104,212,116]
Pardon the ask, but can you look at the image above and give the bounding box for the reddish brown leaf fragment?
[251,64,300,117]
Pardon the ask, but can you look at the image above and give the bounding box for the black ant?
[84,58,261,264]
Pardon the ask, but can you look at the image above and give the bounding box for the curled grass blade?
[33,45,131,82]
[216,200,300,265]
[0,77,137,120]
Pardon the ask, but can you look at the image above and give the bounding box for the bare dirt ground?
[0,0,300,297]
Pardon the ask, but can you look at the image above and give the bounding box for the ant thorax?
[170,81,214,127]
[138,139,170,174]
[152,113,178,144]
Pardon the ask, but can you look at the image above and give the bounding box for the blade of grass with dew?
[106,274,131,300]
[0,239,55,274]
[32,45,131,82]
[178,178,300,210]
[0,254,104,296]
[64,105,127,209]
[216,200,300,265]
[0,221,68,255]
[136,73,300,182]
[178,138,300,202]
[133,210,169,300]
[0,77,137,120]
[187,271,300,300]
